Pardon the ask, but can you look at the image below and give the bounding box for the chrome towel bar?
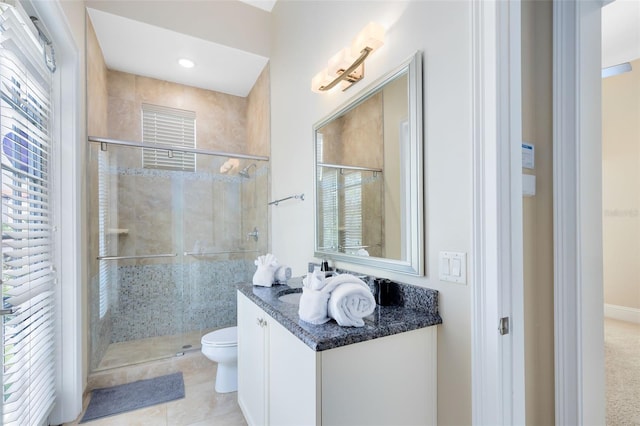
[268,193,304,206]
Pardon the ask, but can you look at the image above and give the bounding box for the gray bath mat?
[80,372,185,423]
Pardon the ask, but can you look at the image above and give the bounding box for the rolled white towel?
[298,287,331,325]
[274,265,292,283]
[321,273,367,293]
[327,282,376,327]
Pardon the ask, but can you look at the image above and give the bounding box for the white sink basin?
[278,289,302,304]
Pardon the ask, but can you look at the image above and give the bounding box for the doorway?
[601,1,640,423]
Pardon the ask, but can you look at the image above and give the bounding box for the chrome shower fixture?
[239,163,257,178]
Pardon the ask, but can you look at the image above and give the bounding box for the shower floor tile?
[96,329,212,371]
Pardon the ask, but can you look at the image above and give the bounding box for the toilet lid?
[201,326,237,346]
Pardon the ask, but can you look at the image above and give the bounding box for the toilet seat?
[202,326,237,348]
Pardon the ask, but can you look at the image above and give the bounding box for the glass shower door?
[179,156,270,351]
[90,142,186,370]
[88,140,270,372]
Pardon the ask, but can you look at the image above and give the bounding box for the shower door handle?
[97,253,178,260]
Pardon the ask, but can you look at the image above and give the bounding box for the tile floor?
[65,351,247,426]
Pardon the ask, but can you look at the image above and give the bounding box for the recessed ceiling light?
[178,58,195,68]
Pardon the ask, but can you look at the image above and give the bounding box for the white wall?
[603,58,640,314]
[270,2,472,424]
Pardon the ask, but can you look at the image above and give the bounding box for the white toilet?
[201,326,238,393]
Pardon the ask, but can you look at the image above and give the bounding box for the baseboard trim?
[604,304,640,324]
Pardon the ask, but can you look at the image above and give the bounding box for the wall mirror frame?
[313,51,424,275]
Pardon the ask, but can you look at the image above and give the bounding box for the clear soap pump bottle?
[312,265,324,290]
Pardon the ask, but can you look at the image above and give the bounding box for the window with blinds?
[316,133,339,251]
[0,1,57,425]
[142,103,196,171]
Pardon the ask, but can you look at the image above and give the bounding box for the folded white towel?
[298,287,331,324]
[219,158,239,174]
[252,253,278,287]
[302,269,324,290]
[356,248,369,256]
[327,282,376,327]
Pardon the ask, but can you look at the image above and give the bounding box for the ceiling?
[87,0,276,97]
[602,0,640,68]
[88,0,638,96]
[238,0,277,12]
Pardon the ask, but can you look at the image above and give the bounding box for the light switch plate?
[439,251,467,284]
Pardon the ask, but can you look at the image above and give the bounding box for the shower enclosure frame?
[88,135,269,371]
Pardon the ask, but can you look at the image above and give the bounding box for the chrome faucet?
[247,227,259,242]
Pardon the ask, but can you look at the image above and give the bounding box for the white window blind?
[142,103,196,171]
[318,167,338,251]
[342,171,363,252]
[0,1,56,425]
[97,152,109,318]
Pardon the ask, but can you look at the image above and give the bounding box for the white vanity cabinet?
[237,291,318,426]
[237,291,437,426]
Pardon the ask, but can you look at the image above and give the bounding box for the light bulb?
[178,58,195,69]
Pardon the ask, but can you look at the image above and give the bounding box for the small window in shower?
[142,103,196,171]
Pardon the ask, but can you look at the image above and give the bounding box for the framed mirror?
[314,51,424,275]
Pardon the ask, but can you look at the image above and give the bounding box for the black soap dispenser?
[320,259,331,276]
[374,278,402,306]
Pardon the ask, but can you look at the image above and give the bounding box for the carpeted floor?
[605,318,640,426]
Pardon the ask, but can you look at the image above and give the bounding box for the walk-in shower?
[87,138,269,372]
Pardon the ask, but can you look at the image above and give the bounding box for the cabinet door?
[237,292,268,426]
[321,327,437,426]
[268,317,319,426]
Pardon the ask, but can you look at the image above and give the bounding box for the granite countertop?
[237,277,442,352]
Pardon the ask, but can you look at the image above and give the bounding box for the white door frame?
[553,0,606,424]
[27,0,84,423]
[471,0,526,424]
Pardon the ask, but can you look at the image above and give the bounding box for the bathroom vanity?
[236,281,441,426]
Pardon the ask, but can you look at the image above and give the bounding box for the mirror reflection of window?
[318,166,339,252]
[314,52,424,275]
[342,171,363,254]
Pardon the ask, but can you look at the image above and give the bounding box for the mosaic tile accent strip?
[109,259,253,343]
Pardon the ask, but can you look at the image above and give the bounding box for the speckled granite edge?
[237,274,442,352]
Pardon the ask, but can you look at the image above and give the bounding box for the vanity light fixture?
[178,58,195,69]
[311,22,385,93]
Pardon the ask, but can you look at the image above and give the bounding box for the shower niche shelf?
[107,228,129,235]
